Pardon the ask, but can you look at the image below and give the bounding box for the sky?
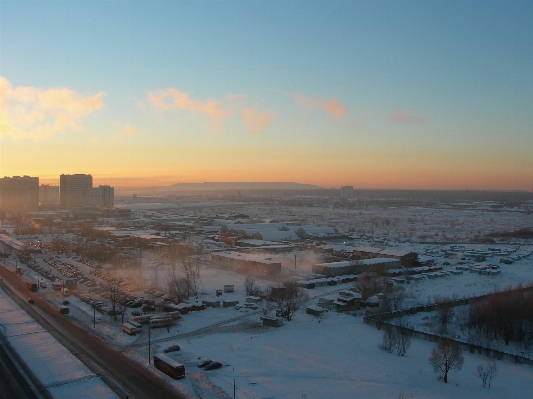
[0,0,532,190]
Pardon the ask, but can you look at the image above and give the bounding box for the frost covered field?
[3,199,533,398]
[60,258,533,399]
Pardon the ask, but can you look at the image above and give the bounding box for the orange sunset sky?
[1,1,532,190]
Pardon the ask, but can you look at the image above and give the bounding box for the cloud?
[147,88,275,135]
[112,124,147,142]
[388,109,426,125]
[242,107,275,135]
[274,89,348,119]
[147,88,229,134]
[322,98,348,118]
[0,76,104,140]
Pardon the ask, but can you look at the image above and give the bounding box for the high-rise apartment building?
[0,176,40,212]
[39,184,60,205]
[89,185,114,208]
[60,174,93,209]
[340,185,354,199]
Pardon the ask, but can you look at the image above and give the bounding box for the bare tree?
[395,329,412,357]
[477,360,498,388]
[267,280,309,321]
[384,284,407,311]
[379,324,411,356]
[168,275,190,303]
[429,339,464,383]
[379,325,396,353]
[244,275,257,296]
[104,278,126,322]
[354,272,388,300]
[435,296,454,332]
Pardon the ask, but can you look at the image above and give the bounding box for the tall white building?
[0,176,40,212]
[88,185,114,208]
[60,174,114,209]
[39,184,60,205]
[60,174,93,209]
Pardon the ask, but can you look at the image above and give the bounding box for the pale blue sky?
[1,0,532,189]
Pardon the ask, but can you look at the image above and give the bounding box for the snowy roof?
[354,246,383,253]
[363,257,400,265]
[253,229,298,242]
[225,222,287,230]
[379,249,415,257]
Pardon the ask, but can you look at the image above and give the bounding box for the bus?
[130,314,152,324]
[128,320,143,330]
[153,353,185,379]
[26,280,38,292]
[150,316,173,328]
[122,323,139,336]
[52,281,63,291]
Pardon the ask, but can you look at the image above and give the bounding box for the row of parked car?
[89,268,138,293]
[43,257,97,287]
[25,258,54,282]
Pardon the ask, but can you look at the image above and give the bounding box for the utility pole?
[93,307,96,328]
[233,367,236,399]
[294,254,296,270]
[148,319,151,364]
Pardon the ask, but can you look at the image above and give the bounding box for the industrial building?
[211,251,281,275]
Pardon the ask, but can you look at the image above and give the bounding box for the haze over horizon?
[1,1,532,191]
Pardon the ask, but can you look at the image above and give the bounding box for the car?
[62,300,70,305]
[204,361,222,370]
[163,344,181,353]
[131,311,141,317]
[197,359,212,368]
[243,303,258,310]
[59,306,69,314]
[27,298,34,304]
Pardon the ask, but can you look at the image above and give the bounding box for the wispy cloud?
[147,89,230,134]
[147,88,275,135]
[242,107,275,135]
[112,124,147,142]
[388,109,426,125]
[273,89,348,119]
[0,76,104,140]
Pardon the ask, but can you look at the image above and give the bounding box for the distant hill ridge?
[169,182,323,190]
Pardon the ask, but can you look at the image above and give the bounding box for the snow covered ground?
[2,200,533,398]
[0,287,119,399]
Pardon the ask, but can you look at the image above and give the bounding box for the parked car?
[205,361,222,370]
[59,306,69,314]
[62,300,69,305]
[163,344,181,353]
[197,359,212,368]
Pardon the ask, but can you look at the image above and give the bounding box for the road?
[0,265,188,399]
[0,342,38,399]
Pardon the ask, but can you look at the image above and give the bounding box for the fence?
[364,285,533,366]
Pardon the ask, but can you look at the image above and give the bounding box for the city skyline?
[1,1,532,190]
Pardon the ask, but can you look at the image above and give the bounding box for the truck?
[26,280,38,292]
